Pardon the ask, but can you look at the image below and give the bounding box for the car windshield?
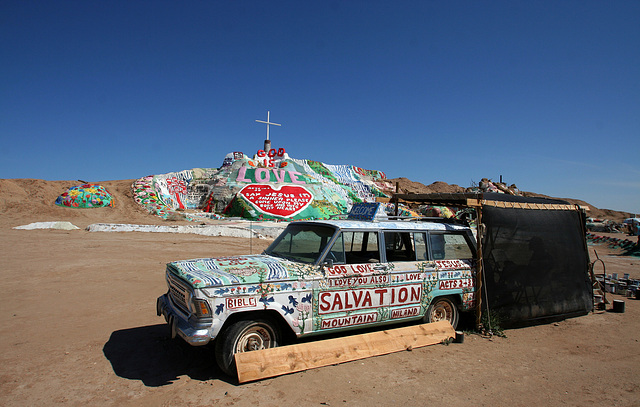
[264,224,337,264]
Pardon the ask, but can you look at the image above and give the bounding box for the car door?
[315,230,390,332]
[428,231,477,311]
[383,231,435,321]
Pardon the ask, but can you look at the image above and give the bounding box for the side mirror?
[322,259,334,269]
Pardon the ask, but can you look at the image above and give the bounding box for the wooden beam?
[481,200,582,211]
[235,320,455,383]
[466,198,483,207]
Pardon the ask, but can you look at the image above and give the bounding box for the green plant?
[479,310,507,338]
[440,337,453,346]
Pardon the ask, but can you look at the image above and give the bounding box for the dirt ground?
[1,179,639,406]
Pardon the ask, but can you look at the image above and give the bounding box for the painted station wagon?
[157,204,477,376]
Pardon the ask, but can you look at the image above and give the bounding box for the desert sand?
[1,178,639,406]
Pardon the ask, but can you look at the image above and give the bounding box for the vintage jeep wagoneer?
[157,211,477,376]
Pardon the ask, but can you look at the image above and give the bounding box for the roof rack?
[329,213,469,226]
[385,216,469,225]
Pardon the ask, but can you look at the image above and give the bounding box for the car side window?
[332,231,380,264]
[384,232,416,262]
[327,232,346,264]
[414,232,428,261]
[429,233,474,260]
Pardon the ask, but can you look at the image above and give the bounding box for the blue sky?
[1,1,638,214]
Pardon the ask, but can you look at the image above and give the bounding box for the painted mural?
[132,148,394,221]
[56,184,114,209]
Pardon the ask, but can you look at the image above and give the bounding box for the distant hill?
[0,179,168,229]
[0,176,632,229]
[387,177,633,223]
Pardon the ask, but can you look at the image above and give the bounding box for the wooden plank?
[235,320,455,383]
[481,200,580,211]
[375,197,391,203]
[466,198,482,207]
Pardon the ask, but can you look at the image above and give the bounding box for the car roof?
[291,219,471,232]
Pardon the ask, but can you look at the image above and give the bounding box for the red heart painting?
[238,184,313,217]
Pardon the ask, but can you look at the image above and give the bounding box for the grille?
[167,272,191,314]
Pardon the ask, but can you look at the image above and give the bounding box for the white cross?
[255,111,281,141]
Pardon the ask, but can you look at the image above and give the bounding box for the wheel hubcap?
[236,326,273,353]
[432,302,453,322]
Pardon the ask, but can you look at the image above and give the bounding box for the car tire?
[425,297,459,330]
[214,318,280,377]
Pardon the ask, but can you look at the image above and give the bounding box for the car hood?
[166,254,319,289]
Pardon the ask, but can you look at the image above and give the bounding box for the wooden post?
[394,182,399,216]
[475,205,484,330]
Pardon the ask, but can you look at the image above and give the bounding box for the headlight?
[191,298,212,317]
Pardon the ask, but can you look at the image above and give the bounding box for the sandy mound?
[1,177,632,228]
[388,177,632,223]
[386,177,466,194]
[0,179,183,229]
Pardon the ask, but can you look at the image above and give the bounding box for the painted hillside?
[132,149,395,221]
[129,146,636,223]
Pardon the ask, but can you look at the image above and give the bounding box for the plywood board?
[235,320,455,383]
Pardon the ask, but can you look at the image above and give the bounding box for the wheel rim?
[234,324,275,353]
[431,300,454,323]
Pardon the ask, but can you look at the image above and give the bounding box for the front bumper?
[156,293,214,346]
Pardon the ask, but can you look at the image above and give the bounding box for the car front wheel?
[214,318,280,377]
